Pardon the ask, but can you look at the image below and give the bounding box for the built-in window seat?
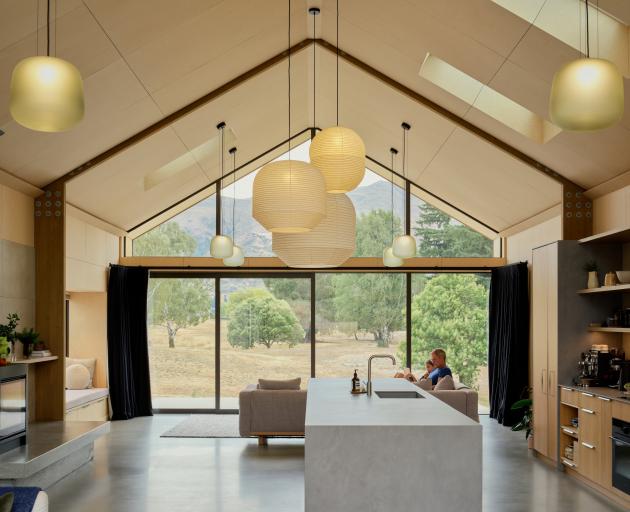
[65,389,109,421]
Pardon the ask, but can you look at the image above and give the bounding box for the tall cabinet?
[531,241,619,463]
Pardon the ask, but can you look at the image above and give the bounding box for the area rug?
[161,414,240,438]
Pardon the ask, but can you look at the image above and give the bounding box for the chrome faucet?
[367,354,396,396]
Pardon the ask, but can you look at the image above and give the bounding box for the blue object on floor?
[0,487,41,512]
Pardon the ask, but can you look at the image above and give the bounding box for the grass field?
[148,319,489,411]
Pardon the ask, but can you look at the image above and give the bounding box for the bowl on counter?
[616,271,630,284]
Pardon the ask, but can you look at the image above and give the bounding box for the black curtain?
[107,265,153,420]
[488,262,529,426]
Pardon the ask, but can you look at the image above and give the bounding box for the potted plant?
[584,260,599,289]
[511,389,533,445]
[15,328,41,359]
[0,336,9,366]
[0,313,20,361]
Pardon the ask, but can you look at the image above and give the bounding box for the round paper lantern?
[253,160,326,233]
[310,126,366,193]
[383,247,403,267]
[273,193,356,268]
[223,245,244,267]
[549,58,624,131]
[392,235,416,258]
[10,56,84,132]
[210,235,233,258]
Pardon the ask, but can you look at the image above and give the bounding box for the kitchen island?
[305,378,482,512]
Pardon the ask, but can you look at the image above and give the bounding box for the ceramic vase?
[587,271,599,289]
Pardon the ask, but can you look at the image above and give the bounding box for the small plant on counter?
[0,313,20,342]
[15,328,41,359]
[0,336,9,366]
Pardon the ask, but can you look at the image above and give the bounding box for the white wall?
[66,211,120,292]
[505,215,562,266]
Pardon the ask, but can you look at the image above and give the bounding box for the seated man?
[428,348,452,386]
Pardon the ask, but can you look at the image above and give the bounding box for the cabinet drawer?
[579,406,600,444]
[612,400,630,422]
[577,440,601,482]
[560,387,579,407]
[578,392,601,414]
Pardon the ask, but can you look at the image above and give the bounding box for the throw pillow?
[434,375,456,391]
[66,357,96,388]
[416,379,433,391]
[66,364,91,390]
[0,492,14,512]
[258,378,301,390]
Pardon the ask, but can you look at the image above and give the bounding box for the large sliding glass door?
[218,276,311,409]
[147,277,216,411]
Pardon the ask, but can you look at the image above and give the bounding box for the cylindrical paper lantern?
[253,160,326,233]
[273,193,356,268]
[310,126,366,193]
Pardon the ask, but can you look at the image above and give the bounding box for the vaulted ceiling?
[1,0,630,236]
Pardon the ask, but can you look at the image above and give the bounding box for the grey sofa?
[427,383,479,422]
[239,384,307,445]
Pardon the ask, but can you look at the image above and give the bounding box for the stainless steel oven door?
[612,435,630,495]
[0,377,27,439]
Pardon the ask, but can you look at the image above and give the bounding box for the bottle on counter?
[352,369,360,393]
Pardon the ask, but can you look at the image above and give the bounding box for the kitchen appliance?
[611,358,630,391]
[0,365,27,454]
[612,418,630,495]
[576,346,618,387]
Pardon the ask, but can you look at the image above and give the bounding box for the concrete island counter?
[305,378,482,512]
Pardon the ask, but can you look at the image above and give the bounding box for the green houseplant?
[511,389,533,441]
[0,313,20,361]
[15,328,41,359]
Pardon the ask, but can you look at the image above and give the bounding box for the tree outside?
[226,289,304,349]
[399,274,488,388]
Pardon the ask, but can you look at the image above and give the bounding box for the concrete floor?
[46,415,626,512]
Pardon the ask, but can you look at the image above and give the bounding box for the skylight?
[419,54,562,144]
[492,0,629,78]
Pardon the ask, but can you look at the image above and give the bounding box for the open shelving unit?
[559,401,580,469]
[587,327,630,333]
[579,226,630,244]
[10,356,58,364]
[578,284,630,295]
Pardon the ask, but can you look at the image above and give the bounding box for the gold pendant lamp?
[309,0,365,193]
[223,147,244,267]
[10,0,84,132]
[549,0,624,131]
[252,0,326,233]
[392,122,416,259]
[210,122,234,258]
[383,147,403,268]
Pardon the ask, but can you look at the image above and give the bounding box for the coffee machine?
[576,346,619,387]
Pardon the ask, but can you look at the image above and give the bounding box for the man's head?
[431,348,447,369]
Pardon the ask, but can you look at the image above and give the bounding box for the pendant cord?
[586,0,590,58]
[220,124,224,236]
[47,0,50,57]
[313,11,316,128]
[36,0,39,56]
[288,0,292,155]
[390,148,397,242]
[336,0,339,126]
[231,148,237,242]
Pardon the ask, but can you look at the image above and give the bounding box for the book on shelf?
[30,350,52,358]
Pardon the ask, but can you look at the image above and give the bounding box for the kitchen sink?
[375,391,424,399]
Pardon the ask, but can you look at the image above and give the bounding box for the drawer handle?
[562,459,577,468]
[562,428,576,435]
[561,387,574,392]
[581,408,595,414]
[581,392,594,397]
[597,396,611,402]
[581,442,595,449]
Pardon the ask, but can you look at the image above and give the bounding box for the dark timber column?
[562,183,592,240]
[34,184,66,421]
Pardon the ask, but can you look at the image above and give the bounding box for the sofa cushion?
[66,357,96,388]
[416,379,433,391]
[258,378,301,390]
[66,364,91,390]
[434,375,455,390]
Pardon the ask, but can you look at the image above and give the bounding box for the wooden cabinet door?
[578,405,601,482]
[532,246,549,456]
[597,397,613,490]
[546,243,558,461]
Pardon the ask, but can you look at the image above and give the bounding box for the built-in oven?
[612,418,630,495]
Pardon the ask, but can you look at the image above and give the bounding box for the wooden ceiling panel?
[0,59,162,186]
[418,128,561,231]
[66,126,208,230]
